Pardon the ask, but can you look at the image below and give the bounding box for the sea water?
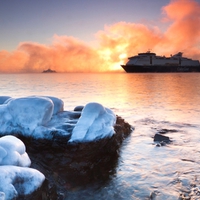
[1,72,200,199]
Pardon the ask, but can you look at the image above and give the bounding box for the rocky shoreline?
[15,115,132,200]
[0,96,133,199]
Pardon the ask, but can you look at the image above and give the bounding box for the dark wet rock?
[74,105,84,111]
[154,133,172,146]
[158,129,178,134]
[57,110,81,119]
[14,115,132,200]
[154,133,170,142]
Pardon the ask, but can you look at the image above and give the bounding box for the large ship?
[121,51,200,73]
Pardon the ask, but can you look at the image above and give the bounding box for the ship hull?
[121,65,200,73]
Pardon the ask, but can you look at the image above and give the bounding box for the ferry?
[121,51,200,73]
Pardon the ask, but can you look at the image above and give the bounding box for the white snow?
[0,96,116,142]
[69,102,116,142]
[0,135,45,199]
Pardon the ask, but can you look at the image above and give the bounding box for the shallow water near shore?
[1,72,200,199]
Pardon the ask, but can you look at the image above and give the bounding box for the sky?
[0,0,200,73]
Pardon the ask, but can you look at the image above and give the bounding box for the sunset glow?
[0,0,200,73]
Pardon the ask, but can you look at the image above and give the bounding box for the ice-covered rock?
[0,96,11,105]
[0,135,31,167]
[0,135,45,199]
[0,96,117,142]
[0,96,132,199]
[0,166,45,200]
[0,96,72,139]
[0,192,5,200]
[7,96,54,134]
[0,104,13,134]
[69,102,116,142]
[43,96,64,115]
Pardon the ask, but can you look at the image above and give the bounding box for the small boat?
[121,51,200,73]
[42,68,56,73]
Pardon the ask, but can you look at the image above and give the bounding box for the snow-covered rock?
[7,96,54,134]
[0,135,45,200]
[0,95,132,199]
[0,96,11,105]
[0,96,116,142]
[0,135,31,167]
[44,96,64,115]
[0,166,45,200]
[0,104,13,134]
[69,102,116,142]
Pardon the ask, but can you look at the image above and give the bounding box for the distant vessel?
[121,51,200,73]
[42,68,56,73]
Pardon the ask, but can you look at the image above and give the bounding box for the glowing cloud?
[0,0,200,73]
[96,22,162,70]
[0,50,28,73]
[161,0,200,58]
[19,37,106,73]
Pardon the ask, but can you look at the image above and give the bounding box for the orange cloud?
[18,36,106,73]
[160,0,200,57]
[96,0,200,64]
[0,50,28,73]
[163,0,200,21]
[96,22,162,70]
[0,0,200,73]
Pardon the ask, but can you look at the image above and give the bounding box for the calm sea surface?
[1,73,200,199]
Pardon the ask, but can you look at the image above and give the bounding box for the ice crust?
[0,96,116,142]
